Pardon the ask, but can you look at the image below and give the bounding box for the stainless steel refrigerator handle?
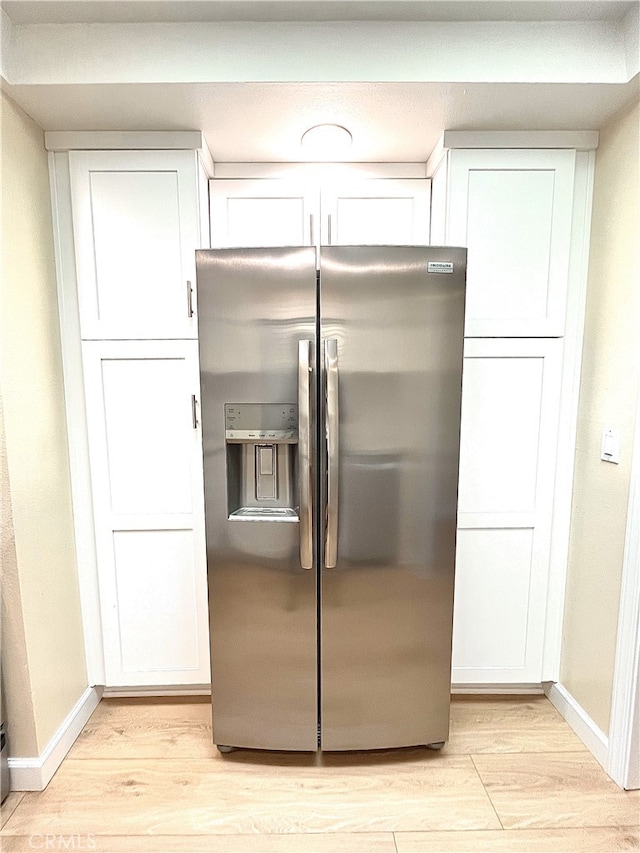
[324,338,339,568]
[298,340,313,570]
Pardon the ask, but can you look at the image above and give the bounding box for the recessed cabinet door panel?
[457,356,543,514]
[322,179,430,245]
[447,150,575,336]
[209,179,317,247]
[114,530,200,674]
[70,151,201,339]
[453,528,534,671]
[453,339,562,684]
[101,358,193,515]
[82,340,209,686]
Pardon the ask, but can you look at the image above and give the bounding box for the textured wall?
[1,90,87,755]
[1,401,39,757]
[561,96,640,735]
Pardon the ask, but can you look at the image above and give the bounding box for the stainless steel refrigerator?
[196,246,466,753]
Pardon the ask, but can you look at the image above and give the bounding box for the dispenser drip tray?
[229,507,299,522]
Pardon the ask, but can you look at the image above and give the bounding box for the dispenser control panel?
[225,403,298,442]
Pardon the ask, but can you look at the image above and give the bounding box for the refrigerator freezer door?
[197,247,318,751]
[319,246,466,750]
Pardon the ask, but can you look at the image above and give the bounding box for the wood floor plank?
[67,698,215,760]
[68,695,588,761]
[447,696,588,754]
[1,754,500,835]
[1,792,25,830]
[394,826,640,852]
[472,752,640,829]
[1,832,397,852]
[5,697,635,850]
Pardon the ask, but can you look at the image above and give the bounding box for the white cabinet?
[210,177,430,248]
[69,150,209,340]
[210,179,317,247]
[49,135,212,688]
[51,138,593,691]
[428,139,595,684]
[453,339,562,684]
[432,148,576,337]
[321,179,430,245]
[82,340,210,686]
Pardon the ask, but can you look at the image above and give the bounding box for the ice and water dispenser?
[225,403,299,521]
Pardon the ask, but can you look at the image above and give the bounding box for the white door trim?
[608,385,640,789]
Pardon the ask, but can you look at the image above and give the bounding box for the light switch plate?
[601,427,620,464]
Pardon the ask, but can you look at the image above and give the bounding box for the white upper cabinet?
[210,179,317,247]
[320,179,430,245]
[69,150,208,339]
[210,176,430,248]
[433,148,576,337]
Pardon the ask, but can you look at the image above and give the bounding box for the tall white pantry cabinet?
[48,135,213,688]
[428,134,597,685]
[47,131,596,691]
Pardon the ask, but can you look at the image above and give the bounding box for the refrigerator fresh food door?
[319,246,466,750]
[197,247,318,751]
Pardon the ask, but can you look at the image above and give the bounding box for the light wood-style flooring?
[1,696,638,852]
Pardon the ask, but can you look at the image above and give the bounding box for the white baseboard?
[452,683,544,695]
[103,684,543,698]
[545,681,609,769]
[102,684,211,698]
[8,685,102,791]
[105,684,542,698]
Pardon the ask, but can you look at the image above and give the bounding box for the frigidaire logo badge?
[427,261,454,274]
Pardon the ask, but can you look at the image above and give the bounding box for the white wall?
[561,95,640,735]
[0,90,87,755]
[1,401,39,758]
[4,20,629,85]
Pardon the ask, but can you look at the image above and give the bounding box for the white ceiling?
[9,80,638,162]
[2,1,638,162]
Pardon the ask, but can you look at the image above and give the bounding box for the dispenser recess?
[225,403,299,521]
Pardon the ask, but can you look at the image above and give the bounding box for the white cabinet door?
[446,150,576,337]
[82,340,209,686]
[321,179,430,245]
[209,177,431,248]
[452,338,562,684]
[210,179,318,248]
[70,151,204,340]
